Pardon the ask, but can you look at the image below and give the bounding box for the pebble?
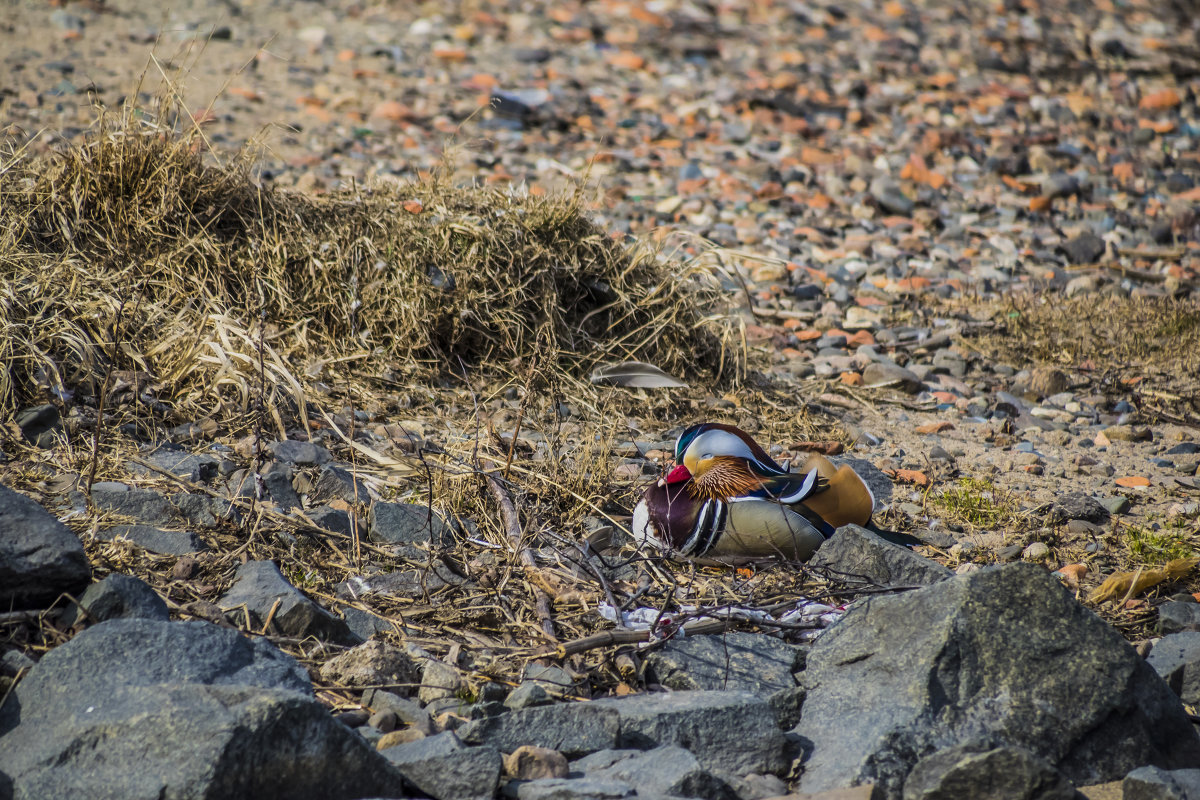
[1022,542,1051,561]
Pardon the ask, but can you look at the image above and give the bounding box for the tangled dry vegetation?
[0,100,743,430]
[1,100,863,698]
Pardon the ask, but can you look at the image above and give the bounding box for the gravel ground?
[3,0,1200,637]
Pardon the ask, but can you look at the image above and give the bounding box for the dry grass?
[0,98,742,431]
[965,293,1200,426]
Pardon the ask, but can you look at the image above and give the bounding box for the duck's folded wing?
[713,500,826,560]
[740,468,826,503]
[799,464,874,529]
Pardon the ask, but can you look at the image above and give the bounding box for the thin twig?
[484,472,557,642]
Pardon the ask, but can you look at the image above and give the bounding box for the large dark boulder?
[0,684,399,800]
[0,618,401,800]
[794,563,1200,798]
[0,483,90,608]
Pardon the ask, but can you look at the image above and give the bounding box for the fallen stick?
[484,472,557,643]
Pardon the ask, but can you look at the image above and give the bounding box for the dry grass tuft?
[0,98,740,427]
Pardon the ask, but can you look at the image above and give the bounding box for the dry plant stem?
[86,295,133,499]
[484,472,557,642]
[545,617,737,659]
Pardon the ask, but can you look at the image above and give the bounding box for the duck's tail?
[801,462,875,530]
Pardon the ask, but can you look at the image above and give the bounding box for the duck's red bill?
[665,464,692,484]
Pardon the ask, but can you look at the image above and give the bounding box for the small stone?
[1100,496,1130,515]
[1022,542,1050,561]
[320,640,422,688]
[505,681,552,710]
[99,525,207,556]
[1123,766,1200,800]
[367,709,397,733]
[419,659,463,705]
[1027,367,1069,399]
[269,439,332,466]
[376,728,426,749]
[1101,425,1152,442]
[15,404,63,448]
[1062,232,1105,264]
[369,501,452,548]
[862,361,924,394]
[65,574,169,626]
[1147,632,1200,705]
[504,745,569,780]
[1159,601,1200,635]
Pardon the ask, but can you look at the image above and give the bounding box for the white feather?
[631,499,660,548]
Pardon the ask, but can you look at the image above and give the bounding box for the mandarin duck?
[632,423,919,559]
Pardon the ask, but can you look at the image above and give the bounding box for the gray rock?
[1042,493,1110,525]
[370,501,452,547]
[341,605,393,640]
[269,439,332,466]
[576,746,735,800]
[1042,172,1080,200]
[863,362,924,394]
[308,505,355,536]
[1148,632,1200,704]
[902,745,1076,800]
[809,524,952,587]
[590,690,786,775]
[1100,495,1129,515]
[1123,766,1200,800]
[0,482,90,607]
[262,461,301,511]
[380,730,501,800]
[794,563,1200,797]
[363,688,434,734]
[1062,232,1105,265]
[171,492,240,527]
[506,681,553,710]
[643,632,804,727]
[457,701,620,757]
[15,404,62,447]
[0,683,400,800]
[524,664,583,697]
[1159,601,1200,634]
[98,524,208,555]
[871,179,915,216]
[90,484,179,526]
[65,573,168,625]
[0,618,310,704]
[218,560,356,644]
[514,776,634,800]
[126,446,221,482]
[1,648,36,677]
[339,563,463,598]
[319,640,422,689]
[309,464,372,504]
[420,658,464,704]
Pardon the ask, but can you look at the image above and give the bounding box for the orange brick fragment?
[607,51,646,70]
[915,421,955,434]
[1139,88,1181,110]
[888,469,930,487]
[839,371,864,386]
[1115,475,1150,488]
